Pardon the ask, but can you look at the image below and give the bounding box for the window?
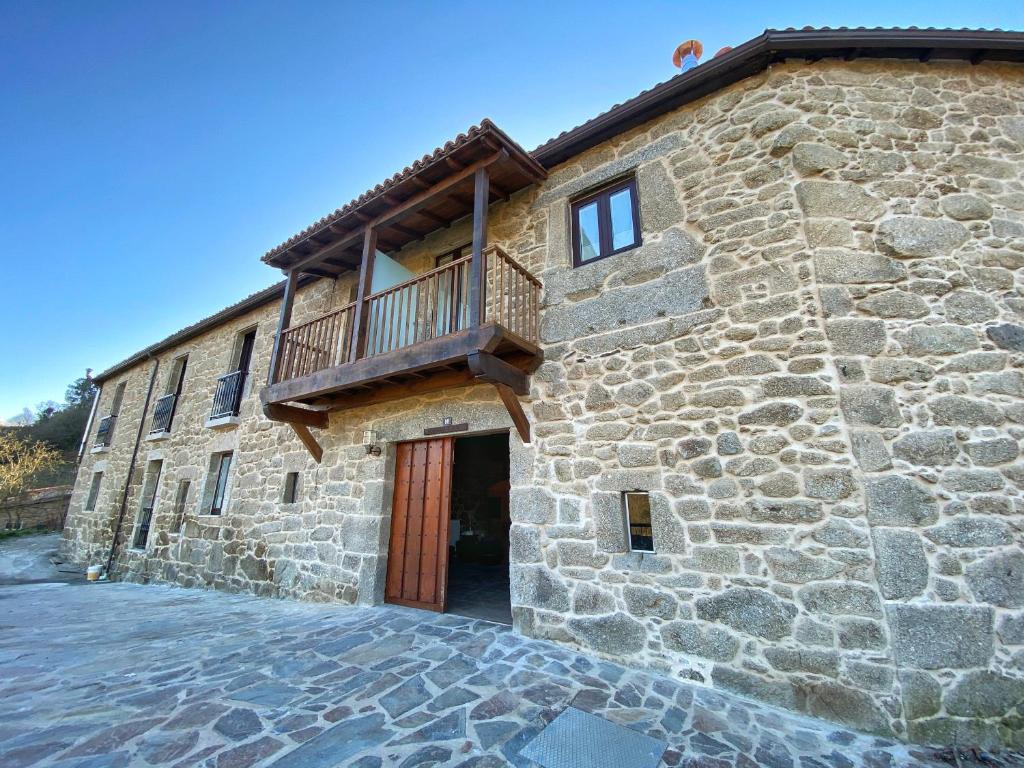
[171,479,191,533]
[152,356,188,434]
[212,330,256,419]
[570,177,641,266]
[434,245,470,336]
[282,472,300,504]
[624,491,654,553]
[95,381,127,447]
[133,460,163,549]
[110,381,127,416]
[205,452,233,516]
[84,472,103,511]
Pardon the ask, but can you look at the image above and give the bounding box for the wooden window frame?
[570,176,642,268]
[623,491,654,553]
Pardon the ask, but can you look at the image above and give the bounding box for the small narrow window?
[171,479,191,533]
[110,381,127,416]
[571,177,641,267]
[133,460,163,549]
[282,472,300,504]
[85,472,103,511]
[624,491,654,553]
[207,452,233,516]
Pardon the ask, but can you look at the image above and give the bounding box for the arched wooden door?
[385,437,454,611]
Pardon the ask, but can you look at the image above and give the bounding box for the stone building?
[63,28,1024,747]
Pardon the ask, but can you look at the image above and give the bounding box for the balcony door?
[367,250,417,356]
[385,437,454,612]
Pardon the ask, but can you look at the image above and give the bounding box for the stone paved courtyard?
[0,535,1013,768]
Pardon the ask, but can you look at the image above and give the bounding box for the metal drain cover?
[519,707,667,768]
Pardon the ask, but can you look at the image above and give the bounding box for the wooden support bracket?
[289,423,324,463]
[466,351,528,395]
[494,383,530,444]
[262,402,328,463]
[263,402,329,429]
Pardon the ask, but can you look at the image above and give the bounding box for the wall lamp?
[363,429,382,456]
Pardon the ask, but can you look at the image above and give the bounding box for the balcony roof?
[261,119,546,276]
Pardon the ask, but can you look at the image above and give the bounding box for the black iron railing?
[150,394,177,434]
[210,370,245,419]
[94,415,116,447]
[133,506,153,548]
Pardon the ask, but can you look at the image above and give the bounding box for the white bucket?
[86,565,103,582]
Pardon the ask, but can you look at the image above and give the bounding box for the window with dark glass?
[151,355,188,434]
[85,472,103,511]
[208,452,233,516]
[282,472,300,504]
[570,177,641,266]
[133,460,162,549]
[95,381,126,447]
[624,491,654,553]
[212,329,256,419]
[171,479,190,533]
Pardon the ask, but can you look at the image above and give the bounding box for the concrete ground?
[0,532,82,585]
[0,534,1009,767]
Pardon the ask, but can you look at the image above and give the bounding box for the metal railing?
[150,394,177,434]
[133,506,153,548]
[94,415,116,447]
[210,370,245,419]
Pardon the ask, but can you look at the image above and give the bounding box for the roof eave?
[531,27,1024,168]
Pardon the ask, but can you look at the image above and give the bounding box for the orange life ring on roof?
[672,39,703,68]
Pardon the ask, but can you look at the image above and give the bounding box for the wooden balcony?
[262,246,541,421]
[257,122,548,460]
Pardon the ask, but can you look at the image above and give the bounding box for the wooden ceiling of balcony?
[262,120,547,278]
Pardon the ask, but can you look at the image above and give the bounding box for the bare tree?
[0,433,61,499]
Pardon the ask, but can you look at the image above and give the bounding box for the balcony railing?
[211,370,246,419]
[94,415,116,447]
[275,301,357,383]
[365,254,471,357]
[133,506,153,548]
[150,394,177,434]
[272,246,540,385]
[481,246,541,343]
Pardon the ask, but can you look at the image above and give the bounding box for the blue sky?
[1,1,1022,418]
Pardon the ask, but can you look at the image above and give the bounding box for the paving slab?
[0,535,1018,767]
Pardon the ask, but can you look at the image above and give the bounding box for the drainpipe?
[104,358,160,577]
[77,383,102,464]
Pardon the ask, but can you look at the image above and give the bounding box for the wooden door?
[385,437,454,611]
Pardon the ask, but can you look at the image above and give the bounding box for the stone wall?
[61,57,1024,747]
[504,59,1023,747]
[1,486,71,531]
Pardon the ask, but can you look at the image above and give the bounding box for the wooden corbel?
[467,351,531,443]
[262,402,328,463]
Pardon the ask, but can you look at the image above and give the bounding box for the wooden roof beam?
[286,149,507,275]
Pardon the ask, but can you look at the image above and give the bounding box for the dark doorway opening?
[446,432,511,624]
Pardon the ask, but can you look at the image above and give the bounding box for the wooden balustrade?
[272,246,541,384]
[364,255,472,358]
[482,245,541,344]
[274,302,356,383]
